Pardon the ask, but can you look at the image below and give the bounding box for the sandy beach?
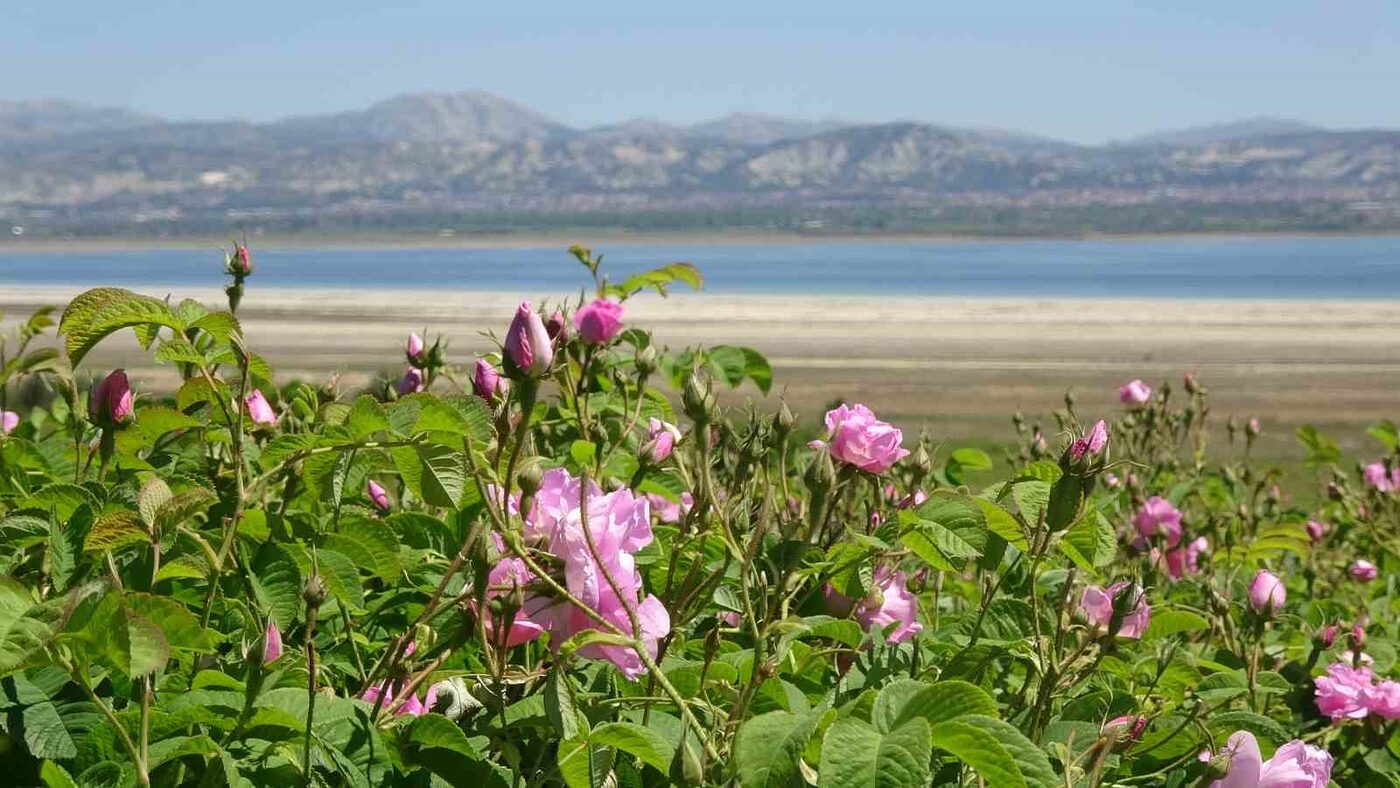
[3,285,1397,456]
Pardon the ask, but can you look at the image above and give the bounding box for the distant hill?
[1119,117,1324,148]
[2,94,1399,237]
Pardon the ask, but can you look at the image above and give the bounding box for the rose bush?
[0,243,1396,786]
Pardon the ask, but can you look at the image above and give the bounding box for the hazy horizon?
[8,0,1400,145]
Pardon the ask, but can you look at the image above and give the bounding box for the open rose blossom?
[825,567,923,644]
[1349,559,1378,582]
[1119,379,1152,406]
[243,389,277,426]
[1372,680,1400,720]
[482,469,669,679]
[1314,662,1375,721]
[1133,496,1183,548]
[505,301,555,376]
[573,298,624,344]
[641,418,682,463]
[1363,462,1400,492]
[0,410,18,435]
[814,403,909,474]
[1080,581,1151,639]
[89,369,134,425]
[1205,731,1332,788]
[1248,570,1286,616]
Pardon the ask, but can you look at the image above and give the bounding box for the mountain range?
[2,92,1398,237]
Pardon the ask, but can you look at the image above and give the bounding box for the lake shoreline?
[6,228,1400,254]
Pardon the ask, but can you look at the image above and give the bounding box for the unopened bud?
[682,371,715,425]
[804,448,836,491]
[517,462,544,498]
[1350,624,1366,651]
[635,345,658,376]
[774,401,796,437]
[303,575,326,608]
[1319,623,1339,648]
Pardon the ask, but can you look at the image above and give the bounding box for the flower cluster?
[1314,661,1400,721]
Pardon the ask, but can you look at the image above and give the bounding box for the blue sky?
[6,0,1399,143]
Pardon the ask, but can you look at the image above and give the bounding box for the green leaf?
[974,499,1028,551]
[545,666,587,741]
[1058,509,1116,572]
[133,407,201,444]
[4,674,101,759]
[1206,711,1292,747]
[402,713,505,787]
[591,722,676,774]
[146,734,219,769]
[735,709,828,788]
[346,396,390,440]
[251,544,303,628]
[39,761,81,788]
[817,716,931,788]
[154,487,219,533]
[928,717,1027,788]
[901,493,988,571]
[77,591,170,678]
[392,443,467,509]
[1143,608,1210,640]
[0,579,60,676]
[19,483,99,522]
[872,680,998,733]
[59,287,185,366]
[954,716,1057,788]
[606,261,704,298]
[83,511,150,555]
[137,477,173,528]
[122,593,218,652]
[742,347,773,394]
[1296,425,1342,466]
[326,516,402,582]
[558,735,613,788]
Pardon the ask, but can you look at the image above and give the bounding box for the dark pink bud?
[89,369,134,425]
[473,358,503,403]
[397,368,424,396]
[505,302,553,377]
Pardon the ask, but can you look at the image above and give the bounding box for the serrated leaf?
[873,680,998,733]
[817,716,931,788]
[928,717,1027,788]
[59,287,185,366]
[392,443,466,509]
[346,396,390,440]
[1144,608,1210,640]
[154,487,218,533]
[138,477,173,528]
[736,709,828,788]
[591,722,676,774]
[0,579,60,676]
[955,716,1057,788]
[83,511,150,554]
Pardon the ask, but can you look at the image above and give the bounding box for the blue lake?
[3,236,1399,298]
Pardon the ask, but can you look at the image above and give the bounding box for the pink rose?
[1206,731,1332,788]
[0,410,18,435]
[1363,462,1399,492]
[90,369,134,424]
[546,310,568,341]
[243,389,277,426]
[397,367,425,395]
[1248,570,1286,616]
[827,567,923,645]
[367,480,391,513]
[1371,680,1400,720]
[1314,662,1374,721]
[645,491,694,524]
[1080,581,1151,639]
[1103,714,1148,741]
[818,403,909,474]
[1349,559,1378,583]
[1119,379,1152,406]
[472,358,506,403]
[1068,419,1109,462]
[1155,536,1208,581]
[261,621,283,664]
[1133,496,1183,549]
[505,301,554,377]
[573,299,624,344]
[406,332,425,364]
[1305,520,1327,542]
[641,418,682,463]
[362,679,438,718]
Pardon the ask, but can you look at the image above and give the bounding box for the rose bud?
[243,389,277,427]
[262,620,283,664]
[1119,379,1152,407]
[89,369,134,426]
[545,310,568,342]
[641,418,682,463]
[473,358,503,403]
[367,480,391,513]
[1248,569,1286,617]
[1349,559,1378,583]
[396,368,425,396]
[504,301,554,377]
[406,333,425,365]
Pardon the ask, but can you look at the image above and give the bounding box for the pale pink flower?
[1206,731,1332,788]
[641,418,681,463]
[0,410,18,435]
[1155,536,1208,580]
[262,621,283,664]
[818,403,909,474]
[1119,379,1152,406]
[406,332,425,363]
[1349,559,1378,582]
[1248,570,1286,617]
[645,492,694,524]
[1080,581,1151,639]
[367,480,391,513]
[362,680,438,718]
[827,567,923,644]
[1363,462,1399,492]
[90,369,134,424]
[1371,680,1400,720]
[1314,662,1374,721]
[473,359,505,403]
[243,389,277,426]
[1133,496,1183,548]
[505,301,554,376]
[573,298,624,344]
